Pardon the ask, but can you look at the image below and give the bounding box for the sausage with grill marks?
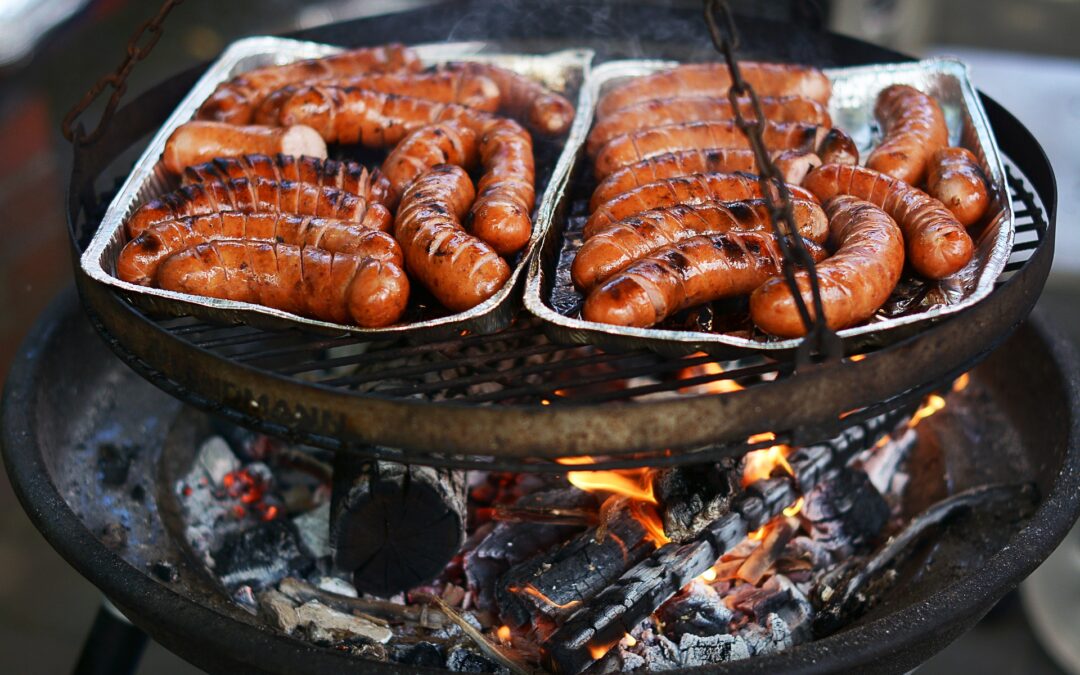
[804,163,973,279]
[469,117,534,255]
[162,122,327,175]
[572,199,827,292]
[445,61,575,136]
[926,147,991,226]
[816,127,859,166]
[157,241,409,327]
[589,149,756,211]
[581,231,826,328]
[865,84,948,185]
[118,212,402,286]
[750,196,904,337]
[380,121,479,208]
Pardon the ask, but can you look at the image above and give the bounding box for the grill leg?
[72,600,147,675]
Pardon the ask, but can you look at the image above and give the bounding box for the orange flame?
[509,584,581,611]
[558,457,657,504]
[741,444,793,487]
[629,501,671,546]
[699,567,718,582]
[496,625,511,643]
[678,355,745,395]
[748,525,767,541]
[589,643,610,660]
[849,354,867,362]
[783,497,805,518]
[952,373,970,392]
[908,394,946,429]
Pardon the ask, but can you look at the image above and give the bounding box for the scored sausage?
[445,61,575,136]
[596,62,832,118]
[586,95,831,157]
[816,127,859,166]
[157,241,409,327]
[589,149,757,212]
[469,117,535,255]
[585,171,820,239]
[771,150,822,186]
[581,231,826,328]
[394,165,511,312]
[804,163,973,279]
[380,120,479,208]
[118,212,401,286]
[750,196,904,337]
[926,147,991,226]
[196,43,422,124]
[865,84,948,185]
[572,198,828,292]
[593,120,826,179]
[162,122,326,175]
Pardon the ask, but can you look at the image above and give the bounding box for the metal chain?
[61,0,186,145]
[703,0,841,364]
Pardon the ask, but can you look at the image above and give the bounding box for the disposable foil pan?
[81,36,593,339]
[524,57,1014,356]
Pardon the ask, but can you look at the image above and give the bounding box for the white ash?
[177,438,248,567]
[678,633,751,666]
[640,633,681,671]
[737,613,794,656]
[195,436,240,484]
[292,502,331,559]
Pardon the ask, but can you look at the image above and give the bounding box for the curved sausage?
[572,198,828,292]
[469,117,535,255]
[771,150,822,186]
[445,61,575,136]
[816,127,859,166]
[581,231,826,328]
[586,95,831,156]
[117,212,401,286]
[394,165,511,312]
[594,120,826,179]
[126,178,373,239]
[804,164,973,279]
[750,196,904,337]
[157,241,409,327]
[589,149,757,212]
[596,62,831,118]
[162,122,326,175]
[926,147,991,226]
[585,171,820,239]
[196,43,422,124]
[865,84,948,185]
[380,121,479,208]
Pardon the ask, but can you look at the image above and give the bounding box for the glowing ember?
[541,399,551,406]
[678,356,745,394]
[741,444,793,487]
[623,634,637,647]
[699,567,718,582]
[783,497,805,518]
[849,354,867,362]
[908,394,947,429]
[589,643,610,660]
[557,457,657,504]
[748,525,767,541]
[510,584,582,611]
[747,431,776,444]
[497,625,511,643]
[952,372,971,392]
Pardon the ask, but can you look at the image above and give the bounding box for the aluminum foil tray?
[524,57,1014,356]
[81,36,593,339]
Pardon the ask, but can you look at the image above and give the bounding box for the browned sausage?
[380,121,479,208]
[926,147,991,226]
[865,84,948,185]
[771,150,822,186]
[117,212,402,286]
[816,127,859,166]
[445,62,575,136]
[394,165,511,312]
[469,117,535,255]
[750,196,904,337]
[182,153,391,204]
[162,122,326,175]
[586,95,831,156]
[196,43,422,124]
[572,198,828,292]
[581,231,826,328]
[590,149,757,212]
[126,178,374,239]
[585,171,820,239]
[596,62,831,118]
[594,120,826,179]
[804,164,973,279]
[157,241,409,327]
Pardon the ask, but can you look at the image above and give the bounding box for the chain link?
[61,0,186,145]
[703,0,840,364]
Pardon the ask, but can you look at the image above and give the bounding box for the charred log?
[330,453,467,597]
[802,469,889,554]
[653,458,740,543]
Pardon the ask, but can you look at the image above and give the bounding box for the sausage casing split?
[593,120,826,179]
[572,198,828,292]
[750,196,904,337]
[586,95,831,156]
[394,165,511,312]
[157,241,410,327]
[162,122,326,175]
[596,62,832,118]
[380,120,479,208]
[581,231,826,328]
[445,62,575,136]
[865,84,948,185]
[804,163,973,279]
[926,147,991,226]
[196,43,422,124]
[118,212,402,286]
[585,171,820,239]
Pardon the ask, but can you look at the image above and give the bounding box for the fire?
[496,625,511,643]
[699,567,718,582]
[678,356,745,395]
[629,500,671,546]
[907,394,946,429]
[741,444,793,487]
[748,525,767,541]
[589,643,610,660]
[952,372,970,392]
[623,634,637,647]
[849,354,867,362]
[558,457,657,504]
[509,584,581,611]
[783,497,805,518]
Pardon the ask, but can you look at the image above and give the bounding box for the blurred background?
[0,1,1076,673]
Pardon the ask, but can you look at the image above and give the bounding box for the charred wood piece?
[803,469,889,553]
[653,458,740,543]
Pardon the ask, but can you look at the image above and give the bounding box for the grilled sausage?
[865,84,948,185]
[596,62,831,118]
[469,117,535,255]
[445,61,575,135]
[117,212,401,286]
[585,171,819,239]
[126,178,374,239]
[581,231,826,328]
[804,164,973,279]
[572,198,828,292]
[162,122,326,175]
[590,149,757,212]
[196,43,422,124]
[394,165,511,312]
[586,95,831,156]
[380,120,479,208]
[926,147,991,226]
[157,241,408,327]
[816,127,859,166]
[593,120,826,179]
[772,150,822,186]
[750,196,904,337]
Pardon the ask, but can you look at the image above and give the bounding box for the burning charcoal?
[195,436,240,484]
[398,642,445,668]
[655,580,733,640]
[782,536,833,570]
[150,560,178,583]
[100,522,127,550]
[653,459,740,543]
[640,633,681,670]
[214,519,314,591]
[97,441,138,486]
[862,428,917,501]
[803,470,889,553]
[446,648,499,673]
[737,613,793,656]
[292,502,331,559]
[593,645,646,674]
[677,633,750,666]
[294,600,393,644]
